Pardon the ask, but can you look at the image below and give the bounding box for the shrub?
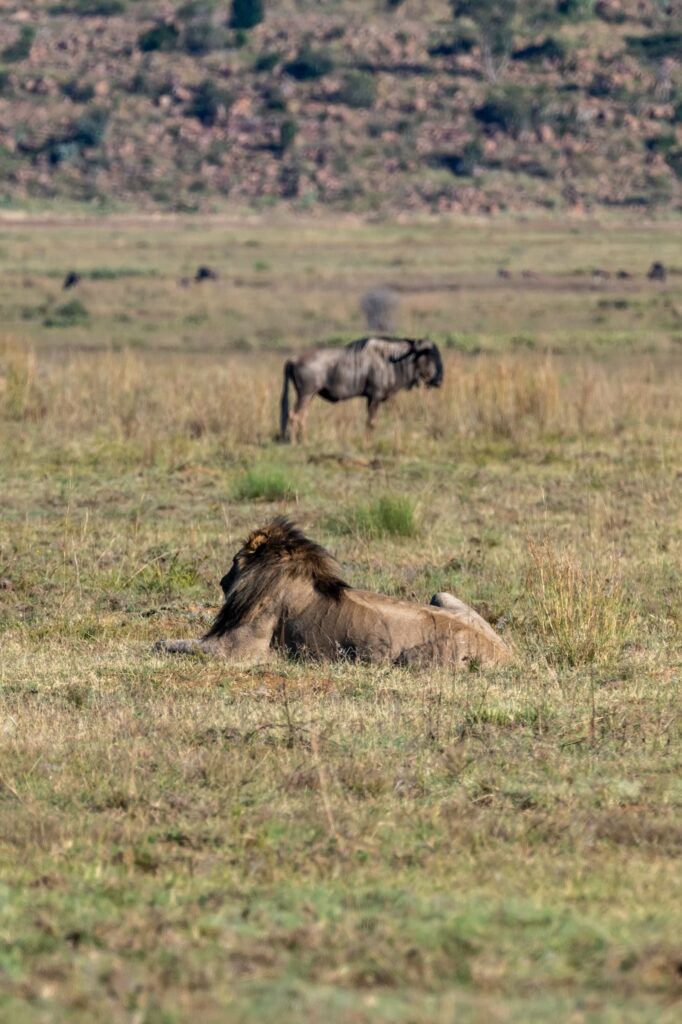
[279,118,298,152]
[626,32,682,62]
[46,107,109,165]
[43,299,90,328]
[525,541,634,667]
[72,107,109,147]
[342,496,418,539]
[229,0,264,30]
[0,67,11,95]
[254,50,279,72]
[436,139,482,177]
[186,80,231,126]
[50,1,126,13]
[138,22,179,53]
[284,45,334,81]
[513,36,566,63]
[263,83,287,110]
[474,86,538,137]
[428,25,477,56]
[2,26,35,63]
[62,79,96,103]
[665,148,682,179]
[336,71,377,109]
[233,465,295,501]
[183,20,227,55]
[361,286,399,332]
[556,0,593,19]
[177,1,216,18]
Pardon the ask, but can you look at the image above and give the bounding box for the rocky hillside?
[0,0,680,214]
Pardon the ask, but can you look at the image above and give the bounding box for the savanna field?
[1,214,681,1023]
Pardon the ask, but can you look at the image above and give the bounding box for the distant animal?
[616,270,632,280]
[63,271,81,290]
[156,518,511,668]
[497,268,512,279]
[280,335,443,442]
[647,261,667,282]
[592,268,611,281]
[195,265,218,282]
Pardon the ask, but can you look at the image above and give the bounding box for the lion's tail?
[280,360,295,441]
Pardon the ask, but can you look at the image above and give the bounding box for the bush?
[233,465,295,501]
[284,45,334,81]
[186,80,231,126]
[436,139,482,177]
[43,300,90,328]
[229,0,264,30]
[513,36,566,63]
[50,1,126,13]
[336,71,377,109]
[556,0,593,19]
[665,148,682,179]
[177,1,216,18]
[254,50,279,72]
[626,32,682,62]
[183,20,228,55]
[2,26,34,63]
[138,22,179,53]
[71,107,109,147]
[474,86,538,137]
[62,79,95,103]
[279,118,298,152]
[428,25,477,56]
[46,107,109,165]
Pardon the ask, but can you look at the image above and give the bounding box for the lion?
[156,518,512,668]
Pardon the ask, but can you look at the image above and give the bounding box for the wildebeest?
[195,265,218,282]
[647,261,667,282]
[280,335,443,442]
[156,517,511,668]
[63,271,81,290]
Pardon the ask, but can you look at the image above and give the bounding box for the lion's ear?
[245,530,269,554]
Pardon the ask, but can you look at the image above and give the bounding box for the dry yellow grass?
[1,218,681,1024]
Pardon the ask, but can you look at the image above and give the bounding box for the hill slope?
[0,0,680,213]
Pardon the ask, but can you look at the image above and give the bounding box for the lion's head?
[207,518,348,638]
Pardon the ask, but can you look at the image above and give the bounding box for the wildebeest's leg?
[291,392,314,443]
[366,397,382,432]
[280,361,294,442]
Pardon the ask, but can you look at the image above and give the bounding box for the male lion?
[156,518,511,668]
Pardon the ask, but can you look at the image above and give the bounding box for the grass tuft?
[525,541,635,668]
[233,464,297,502]
[334,495,418,539]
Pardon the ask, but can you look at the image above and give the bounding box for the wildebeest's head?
[413,339,444,389]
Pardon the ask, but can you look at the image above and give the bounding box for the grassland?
[1,214,681,1023]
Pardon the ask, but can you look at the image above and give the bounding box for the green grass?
[233,465,297,501]
[0,214,681,1023]
[335,495,418,539]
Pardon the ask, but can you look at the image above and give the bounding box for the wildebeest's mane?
[205,517,349,637]
[347,335,418,355]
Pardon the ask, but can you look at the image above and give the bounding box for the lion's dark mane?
[205,517,349,638]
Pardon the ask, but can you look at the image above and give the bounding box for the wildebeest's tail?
[280,360,295,440]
